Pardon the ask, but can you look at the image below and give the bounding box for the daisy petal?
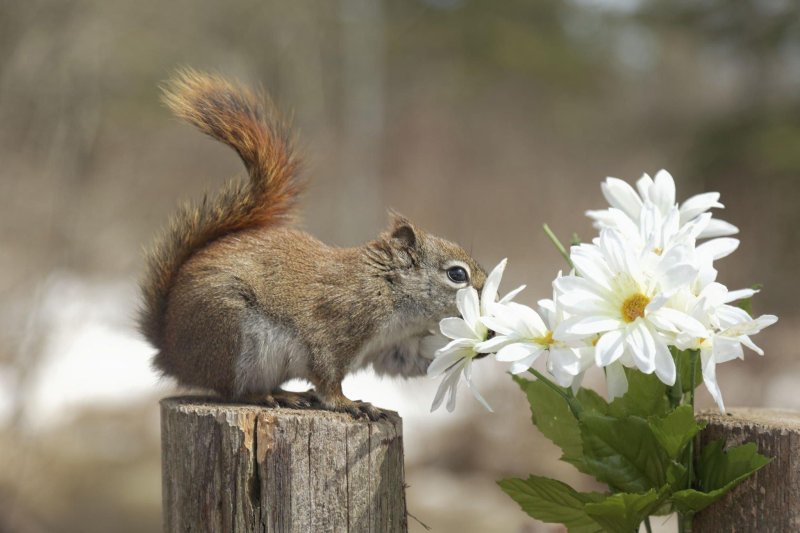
[570,245,613,291]
[697,238,740,261]
[481,258,507,314]
[722,288,757,303]
[627,321,656,374]
[653,335,676,386]
[480,316,515,336]
[510,353,539,375]
[605,361,629,400]
[496,342,543,363]
[457,287,481,329]
[595,329,625,366]
[650,308,707,338]
[556,315,623,341]
[439,317,475,340]
[713,336,744,364]
[699,218,739,239]
[701,348,725,413]
[475,335,515,353]
[651,169,677,213]
[680,191,723,221]
[427,347,471,377]
[431,363,462,412]
[602,177,643,220]
[636,173,654,198]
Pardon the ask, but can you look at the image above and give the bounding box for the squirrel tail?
[139,69,302,349]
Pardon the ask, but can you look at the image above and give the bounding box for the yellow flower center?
[621,293,650,323]
[653,247,663,255]
[535,330,554,346]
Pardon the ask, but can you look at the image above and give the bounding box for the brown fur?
[139,68,302,348]
[140,70,486,419]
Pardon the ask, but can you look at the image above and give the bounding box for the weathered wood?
[693,408,800,532]
[160,397,407,533]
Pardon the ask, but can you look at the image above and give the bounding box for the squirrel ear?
[388,211,418,249]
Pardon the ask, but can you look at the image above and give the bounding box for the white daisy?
[553,228,706,397]
[668,283,778,412]
[476,275,590,389]
[586,169,739,241]
[427,259,524,412]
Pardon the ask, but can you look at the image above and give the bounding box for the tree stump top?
[699,407,800,431]
[160,395,403,424]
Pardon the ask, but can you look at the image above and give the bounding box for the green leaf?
[498,476,604,533]
[649,462,689,516]
[608,369,669,418]
[576,388,610,415]
[648,405,706,460]
[697,440,772,492]
[673,348,702,395]
[580,414,669,493]
[670,488,725,515]
[670,439,772,514]
[584,490,661,533]
[512,375,584,466]
[665,461,689,490]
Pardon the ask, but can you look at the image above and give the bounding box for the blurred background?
[1,0,799,531]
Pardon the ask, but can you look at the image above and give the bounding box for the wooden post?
[693,408,800,532]
[160,397,408,533]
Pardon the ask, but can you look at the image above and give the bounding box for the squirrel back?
[138,69,303,349]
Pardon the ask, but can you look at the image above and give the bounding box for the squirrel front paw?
[320,397,386,421]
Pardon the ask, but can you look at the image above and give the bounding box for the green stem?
[543,224,575,270]
[667,346,683,408]
[529,368,584,419]
[679,513,693,533]
[678,350,699,533]
[644,516,653,533]
[686,349,697,489]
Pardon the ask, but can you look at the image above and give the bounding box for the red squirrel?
[139,70,486,420]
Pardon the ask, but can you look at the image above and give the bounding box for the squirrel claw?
[354,401,384,422]
[272,390,318,409]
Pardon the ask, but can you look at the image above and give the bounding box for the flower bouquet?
[426,171,778,532]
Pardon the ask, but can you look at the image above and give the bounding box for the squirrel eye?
[446,266,469,284]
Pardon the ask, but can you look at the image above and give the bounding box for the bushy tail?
[139,69,302,348]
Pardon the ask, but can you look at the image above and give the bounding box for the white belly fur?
[235,312,310,396]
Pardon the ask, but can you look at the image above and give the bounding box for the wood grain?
[160,397,407,532]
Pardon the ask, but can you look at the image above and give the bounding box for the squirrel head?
[369,212,487,322]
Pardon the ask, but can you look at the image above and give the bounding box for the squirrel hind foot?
[239,390,318,409]
[271,389,318,409]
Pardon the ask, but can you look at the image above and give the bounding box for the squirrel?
[139,69,487,420]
